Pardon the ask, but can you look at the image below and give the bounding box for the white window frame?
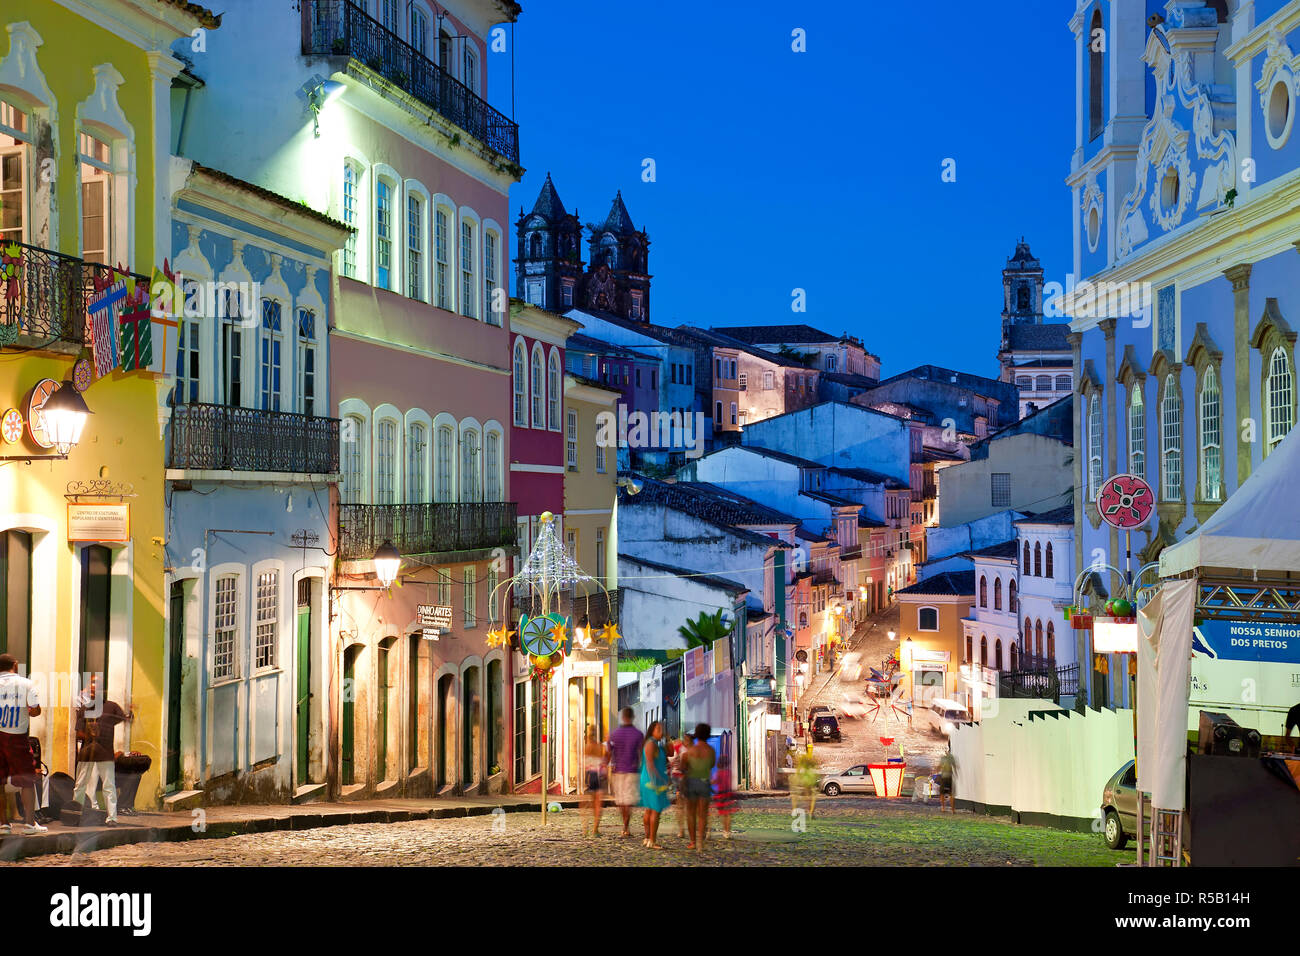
[340,159,362,280]
[254,568,279,670]
[77,130,113,264]
[1199,365,1221,502]
[295,304,320,417]
[374,416,400,505]
[459,211,479,319]
[374,173,396,292]
[434,199,452,310]
[513,338,529,426]
[459,418,483,503]
[463,566,477,627]
[1087,392,1102,501]
[1266,346,1294,453]
[547,348,562,431]
[341,410,367,504]
[406,412,431,503]
[0,99,31,247]
[484,224,501,325]
[435,418,457,504]
[213,573,240,682]
[259,297,285,412]
[405,185,426,301]
[1161,373,1183,502]
[1128,383,1145,477]
[484,424,503,502]
[566,409,578,470]
[531,342,546,429]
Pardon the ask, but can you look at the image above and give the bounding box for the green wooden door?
[166,582,184,789]
[342,647,356,786]
[377,643,389,781]
[295,581,311,786]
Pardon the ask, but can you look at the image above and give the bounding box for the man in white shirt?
[0,653,44,834]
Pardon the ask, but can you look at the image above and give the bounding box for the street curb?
[0,798,583,862]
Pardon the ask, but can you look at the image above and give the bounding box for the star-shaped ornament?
[599,622,621,645]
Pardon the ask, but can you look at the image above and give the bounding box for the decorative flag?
[87,277,126,379]
[1,241,21,302]
[148,260,180,377]
[119,278,154,371]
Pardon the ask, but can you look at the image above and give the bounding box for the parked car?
[811,714,842,742]
[821,764,874,796]
[1100,759,1148,850]
[806,704,836,725]
[918,698,970,737]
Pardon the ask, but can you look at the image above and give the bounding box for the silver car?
[820,764,875,796]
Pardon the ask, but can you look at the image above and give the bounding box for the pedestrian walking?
[639,721,670,849]
[670,731,691,837]
[0,653,45,834]
[682,722,716,851]
[72,676,132,825]
[606,707,644,838]
[582,725,607,836]
[711,746,738,839]
[937,745,956,813]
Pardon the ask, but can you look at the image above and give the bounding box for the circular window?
[1086,204,1101,252]
[1265,77,1294,148]
[1161,168,1180,212]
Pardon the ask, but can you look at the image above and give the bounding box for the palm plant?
[678,610,729,649]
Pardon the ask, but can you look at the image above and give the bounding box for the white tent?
[1160,425,1300,576]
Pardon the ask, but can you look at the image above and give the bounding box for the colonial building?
[0,0,218,808]
[1065,0,1300,707]
[995,240,1073,417]
[712,323,881,381]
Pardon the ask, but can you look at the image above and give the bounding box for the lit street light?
[373,539,401,588]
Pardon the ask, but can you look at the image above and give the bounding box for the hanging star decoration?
[598,621,621,646]
[485,626,515,650]
[549,620,568,647]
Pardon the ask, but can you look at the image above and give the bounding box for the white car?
[919,698,971,737]
[839,652,864,682]
[820,764,875,796]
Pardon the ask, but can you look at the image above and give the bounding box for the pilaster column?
[1067,330,1088,708]
[1224,264,1252,486]
[1100,318,1119,597]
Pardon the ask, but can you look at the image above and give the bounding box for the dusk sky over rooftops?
[494,0,1076,378]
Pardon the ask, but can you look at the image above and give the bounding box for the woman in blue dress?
[639,721,670,849]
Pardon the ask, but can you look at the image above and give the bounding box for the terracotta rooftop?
[619,478,798,545]
[159,0,221,29]
[1013,504,1075,526]
[896,570,977,597]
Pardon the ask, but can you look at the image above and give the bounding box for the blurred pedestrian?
[606,707,644,838]
[671,731,692,837]
[712,747,738,839]
[639,721,670,849]
[0,653,44,834]
[682,722,716,851]
[937,745,956,813]
[73,675,132,825]
[583,725,607,836]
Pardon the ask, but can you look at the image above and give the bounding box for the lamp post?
[2,381,91,462]
[373,539,401,589]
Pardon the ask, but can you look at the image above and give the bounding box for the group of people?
[583,707,738,851]
[0,654,132,832]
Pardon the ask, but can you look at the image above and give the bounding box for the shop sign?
[67,503,129,543]
[1194,620,1300,664]
[713,636,730,674]
[745,677,774,698]
[417,604,453,639]
[569,659,605,677]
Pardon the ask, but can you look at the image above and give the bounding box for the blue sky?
[491,1,1077,380]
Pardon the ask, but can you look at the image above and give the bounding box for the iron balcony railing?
[516,586,621,627]
[0,241,146,346]
[339,500,516,560]
[304,0,520,164]
[168,402,341,473]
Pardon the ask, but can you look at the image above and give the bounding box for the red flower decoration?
[1097,474,1154,529]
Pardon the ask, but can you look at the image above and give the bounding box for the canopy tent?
[1160,426,1300,577]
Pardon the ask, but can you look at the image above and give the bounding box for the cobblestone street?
[11,797,1117,867]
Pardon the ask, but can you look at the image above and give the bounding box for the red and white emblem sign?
[1,408,22,445]
[1096,473,1154,529]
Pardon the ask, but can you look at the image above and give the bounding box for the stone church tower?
[580,191,651,322]
[514,172,584,311]
[996,238,1073,418]
[1000,237,1045,339]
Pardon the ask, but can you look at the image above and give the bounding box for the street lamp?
[887,630,897,641]
[1,381,91,462]
[373,539,401,588]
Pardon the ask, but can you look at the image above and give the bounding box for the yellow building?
[0,0,218,806]
[895,570,976,706]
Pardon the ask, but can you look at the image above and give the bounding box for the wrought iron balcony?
[0,241,146,347]
[339,500,516,560]
[168,402,341,473]
[516,586,621,627]
[303,0,520,164]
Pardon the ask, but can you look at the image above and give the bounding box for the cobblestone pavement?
[799,605,949,780]
[10,797,1118,867]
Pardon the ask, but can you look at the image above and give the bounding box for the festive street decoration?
[1096,473,1154,530]
[148,260,180,377]
[0,241,21,302]
[87,272,127,379]
[1,408,22,444]
[598,621,621,646]
[484,626,515,650]
[71,358,92,392]
[118,277,154,372]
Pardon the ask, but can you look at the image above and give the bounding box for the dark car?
[1100,759,1148,850]
[811,714,842,742]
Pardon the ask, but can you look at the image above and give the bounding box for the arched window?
[407,422,428,503]
[1266,347,1294,453]
[993,578,1002,611]
[528,232,542,258]
[799,611,808,628]
[1046,621,1056,663]
[1036,374,1051,392]
[1088,392,1103,500]
[484,427,502,501]
[342,414,364,503]
[1129,384,1145,476]
[994,639,1003,671]
[512,340,528,426]
[1008,579,1017,614]
[1023,541,1031,575]
[1035,619,1044,659]
[375,418,398,504]
[530,345,545,428]
[979,575,987,608]
[1018,286,1031,311]
[460,426,481,502]
[965,634,973,662]
[1200,365,1222,501]
[1033,541,1042,577]
[1161,373,1183,500]
[435,424,455,503]
[1055,374,1071,391]
[980,635,988,666]
[918,607,938,631]
[1045,542,1054,579]
[1088,8,1104,140]
[1010,642,1019,671]
[547,350,561,430]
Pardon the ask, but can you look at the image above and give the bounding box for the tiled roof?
[827,466,908,490]
[1005,323,1071,352]
[684,327,809,368]
[620,478,798,543]
[896,570,977,597]
[159,0,221,28]
[962,540,1020,561]
[801,490,862,508]
[794,527,831,543]
[858,515,886,528]
[730,446,821,469]
[874,364,1009,395]
[566,332,645,358]
[190,163,351,233]
[819,371,879,388]
[1013,504,1075,526]
[922,448,965,463]
[617,553,748,595]
[711,324,854,346]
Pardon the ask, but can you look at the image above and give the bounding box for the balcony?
[304,0,520,164]
[0,241,146,348]
[516,586,621,628]
[168,402,341,474]
[339,500,516,561]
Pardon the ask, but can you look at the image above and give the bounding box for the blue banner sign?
[745,677,774,698]
[1193,620,1300,664]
